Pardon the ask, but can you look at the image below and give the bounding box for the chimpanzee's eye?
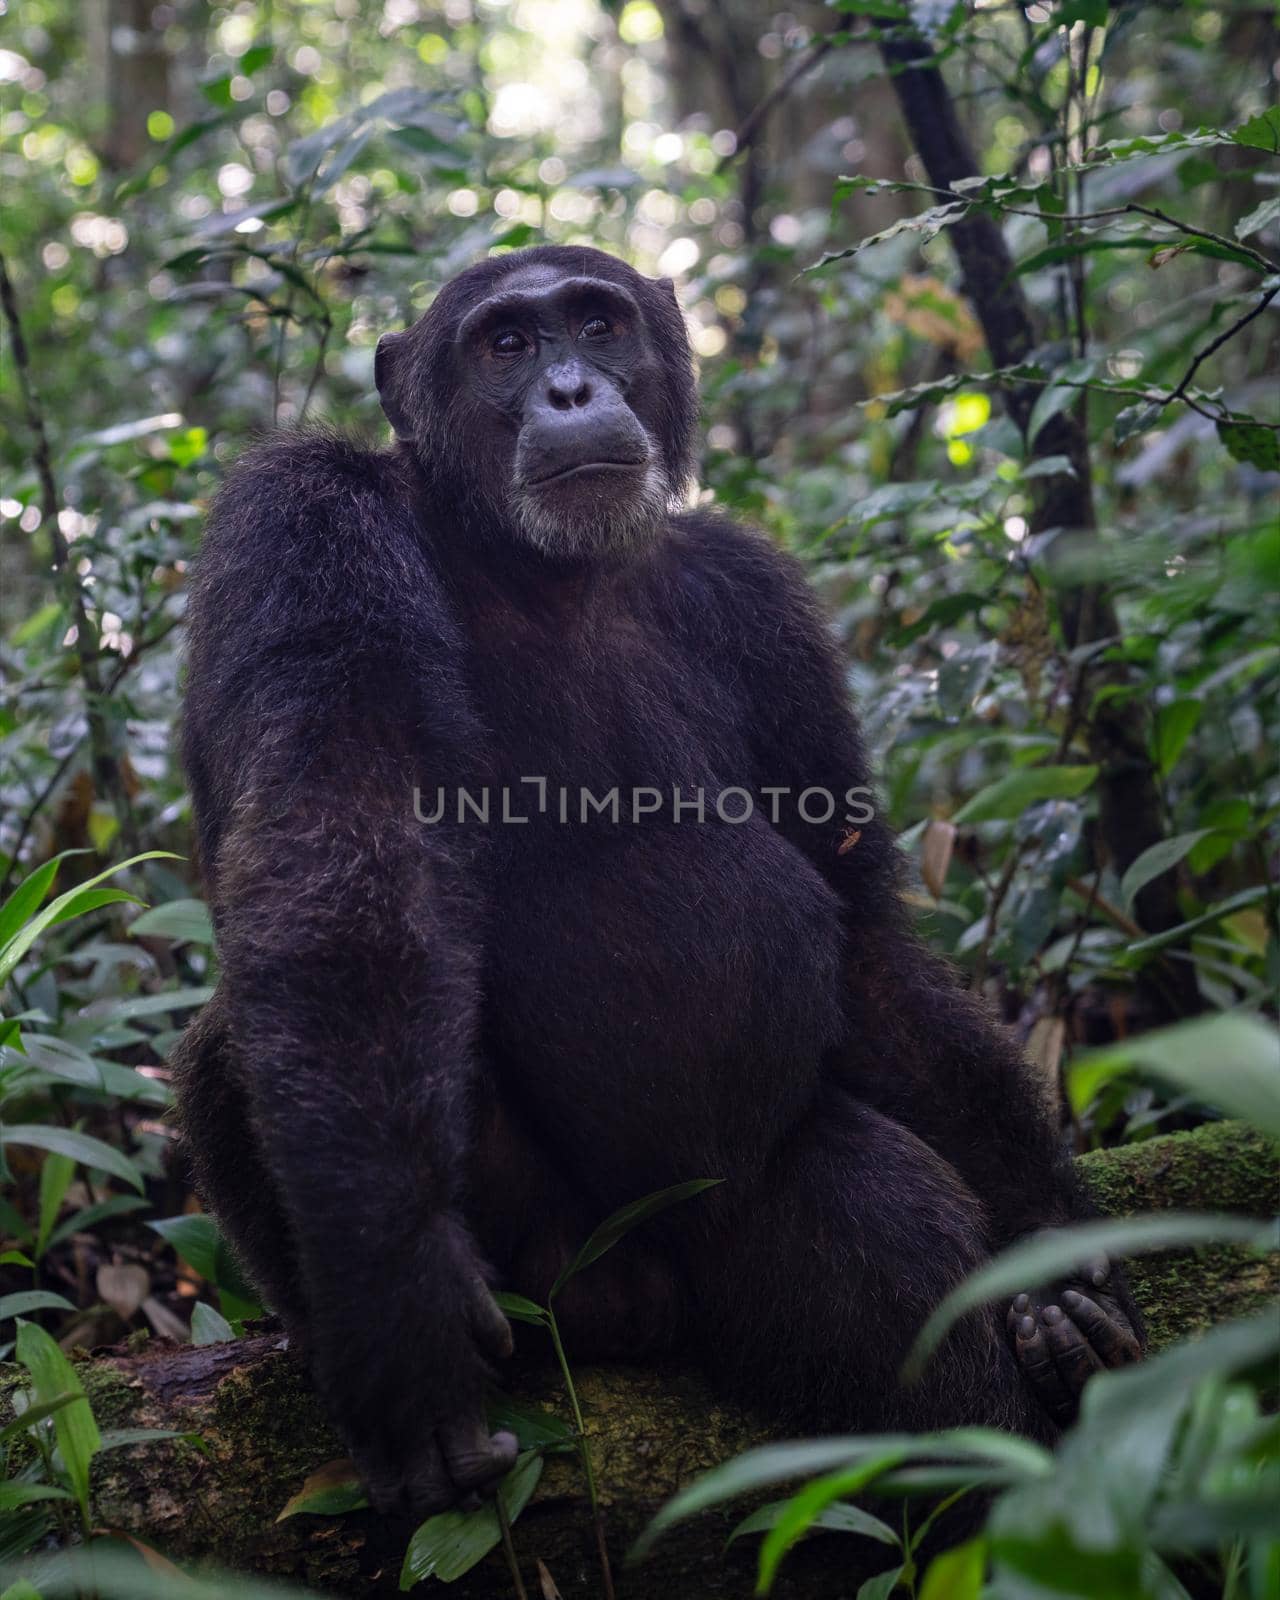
[492,330,528,356]
[580,316,611,340]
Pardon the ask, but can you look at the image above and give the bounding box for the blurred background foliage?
[0,0,1277,1586]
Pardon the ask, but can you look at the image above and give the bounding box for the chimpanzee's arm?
[184,436,515,1516]
[675,511,1082,1246]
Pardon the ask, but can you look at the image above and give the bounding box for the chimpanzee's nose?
[546,369,593,410]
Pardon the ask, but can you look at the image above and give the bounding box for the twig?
[717,35,837,171]
[1166,284,1279,408]
[0,738,86,900]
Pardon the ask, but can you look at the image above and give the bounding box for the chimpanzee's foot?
[1007,1256,1142,1425]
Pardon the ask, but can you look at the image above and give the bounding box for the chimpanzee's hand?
[1007,1255,1143,1426]
[341,1273,519,1521]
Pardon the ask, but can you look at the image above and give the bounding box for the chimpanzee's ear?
[375,330,413,439]
[656,275,680,306]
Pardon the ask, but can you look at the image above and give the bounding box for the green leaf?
[1232,106,1280,154]
[1,1126,144,1194]
[399,1450,543,1587]
[14,1320,102,1521]
[190,1301,235,1346]
[490,1290,548,1326]
[0,852,178,991]
[277,1458,368,1520]
[1236,196,1280,239]
[551,1179,722,1297]
[757,1456,908,1591]
[1058,0,1107,24]
[486,1392,575,1451]
[1119,830,1212,915]
[128,900,213,946]
[0,1250,35,1269]
[47,1195,149,1254]
[0,1291,76,1321]
[0,1393,80,1445]
[632,1432,1050,1561]
[919,1535,986,1600]
[0,1483,73,1511]
[1067,1012,1280,1133]
[857,1568,906,1600]
[0,858,63,956]
[36,1150,76,1259]
[952,766,1097,824]
[905,1214,1275,1380]
[1028,361,1095,443]
[96,1426,196,1453]
[727,1497,899,1549]
[1124,884,1272,958]
[1217,418,1280,473]
[1153,698,1202,775]
[150,1214,262,1309]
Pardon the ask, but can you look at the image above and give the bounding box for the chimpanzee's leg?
[171,993,308,1334]
[686,1085,1058,1447]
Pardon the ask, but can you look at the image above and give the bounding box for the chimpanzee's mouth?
[528,459,648,486]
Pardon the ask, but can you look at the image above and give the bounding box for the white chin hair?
[513,464,670,562]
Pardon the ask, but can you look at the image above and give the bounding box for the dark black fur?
[175,245,1140,1518]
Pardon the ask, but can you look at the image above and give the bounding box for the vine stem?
[546,1308,615,1600]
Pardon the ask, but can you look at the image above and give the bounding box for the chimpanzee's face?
[376,248,695,565]
[451,264,671,559]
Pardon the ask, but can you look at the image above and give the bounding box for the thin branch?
[717,35,837,170]
[0,739,86,901]
[1166,284,1279,407]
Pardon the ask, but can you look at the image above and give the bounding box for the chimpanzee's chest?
[459,610,847,1184]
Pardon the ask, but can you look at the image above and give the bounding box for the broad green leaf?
[952,766,1097,824]
[1067,1012,1280,1133]
[632,1431,1050,1560]
[128,899,213,946]
[36,1151,76,1258]
[920,1536,986,1600]
[727,1498,899,1549]
[14,1320,102,1521]
[0,1393,80,1445]
[905,1214,1275,1380]
[399,1450,542,1588]
[276,1458,368,1520]
[0,1291,75,1321]
[758,1455,908,1591]
[150,1214,261,1308]
[1153,699,1202,776]
[1236,197,1280,239]
[486,1392,575,1451]
[47,1196,149,1254]
[551,1179,722,1296]
[1233,105,1280,153]
[491,1291,548,1326]
[0,858,65,955]
[0,853,178,990]
[1123,884,1272,960]
[1119,831,1212,915]
[0,1484,73,1511]
[1217,418,1280,473]
[1,1127,143,1194]
[0,1251,34,1269]
[856,1568,905,1600]
[190,1302,235,1346]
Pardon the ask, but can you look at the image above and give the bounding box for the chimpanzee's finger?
[1006,1292,1032,1339]
[1061,1288,1141,1368]
[1014,1312,1075,1424]
[1041,1303,1103,1397]
[439,1417,518,1496]
[467,1277,515,1363]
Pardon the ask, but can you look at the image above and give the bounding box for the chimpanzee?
[174,244,1143,1519]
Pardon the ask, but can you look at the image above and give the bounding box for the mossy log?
[3,1122,1276,1599]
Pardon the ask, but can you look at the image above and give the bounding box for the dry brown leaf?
[920,819,957,899]
[96,1262,150,1320]
[536,1559,565,1600]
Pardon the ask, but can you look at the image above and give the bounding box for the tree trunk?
[2,1123,1274,1597]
